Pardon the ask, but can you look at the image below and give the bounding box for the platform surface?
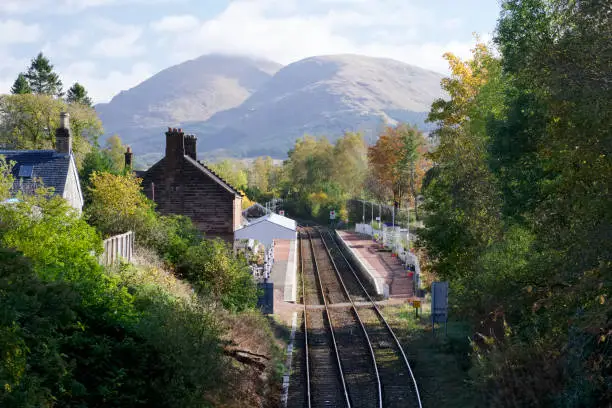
[270,239,297,303]
[337,230,414,298]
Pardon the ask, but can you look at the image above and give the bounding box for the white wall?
[63,157,83,214]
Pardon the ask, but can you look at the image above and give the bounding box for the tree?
[177,239,257,311]
[0,94,103,167]
[420,42,503,281]
[0,156,14,200]
[206,159,248,191]
[24,52,63,97]
[104,134,127,172]
[85,172,156,238]
[10,73,31,95]
[248,156,274,196]
[66,82,93,106]
[368,124,430,213]
[331,132,368,199]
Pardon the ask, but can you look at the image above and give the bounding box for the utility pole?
[407,202,410,252]
[362,199,365,224]
[371,201,373,225]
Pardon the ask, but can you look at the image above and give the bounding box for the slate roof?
[0,150,71,196]
[245,213,297,232]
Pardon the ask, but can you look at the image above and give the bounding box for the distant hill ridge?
[95,53,445,159]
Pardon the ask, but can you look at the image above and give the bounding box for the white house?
[0,112,84,213]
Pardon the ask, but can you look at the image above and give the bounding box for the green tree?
[104,134,128,172]
[66,82,93,106]
[24,52,63,97]
[0,156,14,200]
[85,171,156,238]
[331,131,368,199]
[177,239,257,311]
[10,73,31,95]
[206,159,248,191]
[420,42,503,282]
[248,156,274,197]
[0,94,103,167]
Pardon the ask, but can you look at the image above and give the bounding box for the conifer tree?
[66,82,93,106]
[24,52,63,97]
[10,73,32,94]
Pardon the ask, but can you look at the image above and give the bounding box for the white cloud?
[91,25,145,58]
[0,48,29,92]
[62,61,154,103]
[0,20,42,45]
[153,15,199,33]
[0,0,43,14]
[0,0,183,14]
[155,0,480,74]
[59,30,85,48]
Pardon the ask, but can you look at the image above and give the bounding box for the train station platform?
[335,230,414,299]
[270,239,298,303]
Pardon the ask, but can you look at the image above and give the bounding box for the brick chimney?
[124,146,133,171]
[184,134,197,160]
[165,127,185,168]
[56,112,72,154]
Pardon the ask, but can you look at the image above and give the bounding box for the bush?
[177,239,258,311]
[0,192,231,407]
[85,171,157,240]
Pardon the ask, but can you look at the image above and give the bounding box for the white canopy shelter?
[234,213,297,247]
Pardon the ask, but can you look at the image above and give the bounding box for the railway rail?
[296,225,423,408]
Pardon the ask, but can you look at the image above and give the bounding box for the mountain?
[95,54,283,153]
[98,54,446,159]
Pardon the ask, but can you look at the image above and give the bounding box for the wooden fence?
[100,231,134,265]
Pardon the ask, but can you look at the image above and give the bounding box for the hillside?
[98,54,445,159]
[95,54,282,153]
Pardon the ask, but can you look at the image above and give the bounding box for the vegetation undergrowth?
[380,303,478,408]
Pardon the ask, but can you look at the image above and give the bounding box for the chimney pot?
[56,112,72,154]
[124,146,133,170]
[59,112,70,129]
[184,133,197,160]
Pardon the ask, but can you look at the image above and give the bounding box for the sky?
[0,0,501,104]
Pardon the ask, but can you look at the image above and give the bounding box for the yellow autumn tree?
[368,124,430,215]
[85,171,156,237]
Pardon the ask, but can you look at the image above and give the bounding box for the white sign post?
[329,210,336,220]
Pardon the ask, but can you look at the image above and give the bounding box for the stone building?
[138,128,243,241]
[0,112,84,213]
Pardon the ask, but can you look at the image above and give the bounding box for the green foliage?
[23,52,63,97]
[419,2,611,405]
[10,74,31,95]
[206,159,248,191]
[281,132,368,222]
[0,191,230,406]
[66,82,93,107]
[0,156,14,201]
[152,214,202,265]
[177,239,258,311]
[85,171,157,238]
[103,134,128,172]
[0,94,103,167]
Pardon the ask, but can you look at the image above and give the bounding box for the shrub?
[177,239,258,311]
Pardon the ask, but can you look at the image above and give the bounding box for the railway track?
[294,226,423,408]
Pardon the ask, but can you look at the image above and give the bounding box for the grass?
[379,302,480,408]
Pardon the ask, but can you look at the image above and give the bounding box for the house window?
[18,164,34,178]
